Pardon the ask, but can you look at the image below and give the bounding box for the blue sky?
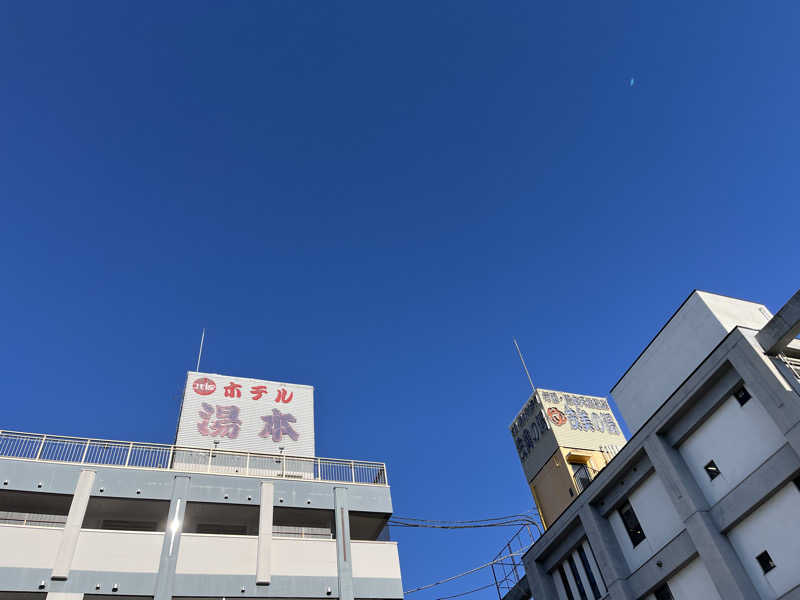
[1,1,799,598]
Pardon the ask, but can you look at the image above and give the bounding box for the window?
[704,460,721,480]
[557,564,575,600]
[570,463,593,493]
[617,499,646,547]
[577,545,602,599]
[756,550,776,574]
[735,387,751,406]
[566,555,588,600]
[653,583,674,600]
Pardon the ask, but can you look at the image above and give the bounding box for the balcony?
[0,524,402,581]
[0,430,388,486]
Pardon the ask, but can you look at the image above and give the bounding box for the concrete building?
[0,372,403,600]
[510,390,626,529]
[503,288,800,600]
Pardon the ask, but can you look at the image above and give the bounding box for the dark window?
[557,564,575,600]
[704,460,721,480]
[653,583,674,600]
[735,387,751,406]
[197,523,248,535]
[794,477,800,493]
[756,550,775,574]
[577,545,602,599]
[566,555,588,600]
[101,520,157,532]
[617,500,646,547]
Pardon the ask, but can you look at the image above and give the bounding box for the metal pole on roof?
[196,328,206,372]
[513,338,536,392]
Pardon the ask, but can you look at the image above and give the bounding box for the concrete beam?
[256,481,274,585]
[523,558,559,600]
[625,530,696,599]
[644,434,759,600]
[710,443,800,532]
[334,487,354,600]
[154,475,191,600]
[51,469,95,581]
[756,289,800,355]
[578,505,634,599]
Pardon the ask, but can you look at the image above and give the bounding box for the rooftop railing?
[0,430,388,486]
[782,355,800,380]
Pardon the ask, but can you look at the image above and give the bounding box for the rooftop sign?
[176,371,315,457]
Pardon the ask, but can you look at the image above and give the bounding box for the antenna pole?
[196,328,206,372]
[513,338,535,392]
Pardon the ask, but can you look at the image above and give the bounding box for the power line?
[435,582,496,600]
[391,511,538,524]
[404,552,523,595]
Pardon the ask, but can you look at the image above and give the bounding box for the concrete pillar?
[644,434,759,600]
[51,469,95,580]
[523,558,558,600]
[154,475,190,600]
[579,505,635,600]
[728,341,800,455]
[334,487,354,600]
[256,481,274,585]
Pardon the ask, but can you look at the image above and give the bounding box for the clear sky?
[1,1,799,598]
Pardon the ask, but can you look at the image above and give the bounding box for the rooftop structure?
[498,288,800,600]
[510,389,626,528]
[0,371,403,600]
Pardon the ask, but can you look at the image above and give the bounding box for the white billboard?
[176,371,315,457]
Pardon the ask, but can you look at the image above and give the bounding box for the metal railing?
[781,355,800,380]
[491,524,541,600]
[0,430,388,486]
[572,464,600,494]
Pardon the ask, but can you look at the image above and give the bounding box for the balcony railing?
[782,355,800,380]
[0,430,388,486]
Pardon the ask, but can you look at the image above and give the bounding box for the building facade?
[506,289,800,600]
[0,376,403,600]
[510,390,626,529]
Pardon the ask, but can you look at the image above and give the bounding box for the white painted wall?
[608,474,684,571]
[679,392,784,505]
[611,292,771,435]
[0,524,60,568]
[643,559,721,600]
[351,541,402,579]
[72,529,163,572]
[728,483,800,599]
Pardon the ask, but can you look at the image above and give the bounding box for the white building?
[0,371,403,600]
[502,288,800,600]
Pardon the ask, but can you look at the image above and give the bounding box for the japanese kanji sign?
[509,388,625,483]
[176,371,315,456]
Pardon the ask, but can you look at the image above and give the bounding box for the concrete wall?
[643,559,721,600]
[351,541,402,580]
[678,391,785,505]
[0,525,61,568]
[727,483,800,599]
[607,473,683,571]
[611,291,771,434]
[72,530,162,573]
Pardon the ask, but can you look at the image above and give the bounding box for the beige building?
[510,388,626,528]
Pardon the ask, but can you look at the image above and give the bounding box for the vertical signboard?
[176,371,315,457]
